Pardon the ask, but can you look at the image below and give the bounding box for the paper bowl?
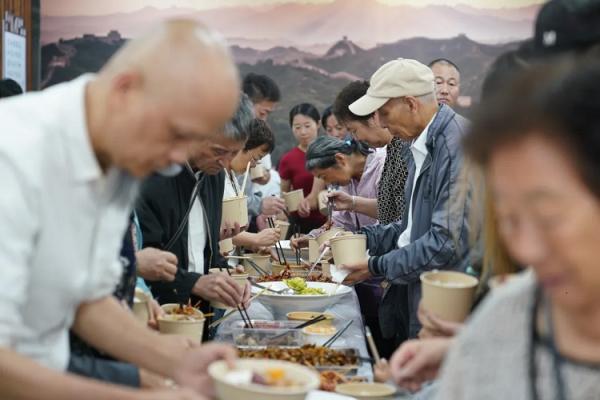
[209,359,320,400]
[316,228,345,247]
[282,189,304,212]
[318,190,329,215]
[308,238,319,263]
[242,254,273,277]
[132,290,149,324]
[330,234,367,265]
[335,383,396,399]
[250,165,266,180]
[157,304,205,342]
[252,281,352,319]
[302,325,337,346]
[222,196,249,228]
[286,311,335,323]
[271,263,309,278]
[420,270,479,323]
[275,220,290,241]
[219,238,234,254]
[208,269,249,309]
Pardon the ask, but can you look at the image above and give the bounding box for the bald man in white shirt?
[0,20,241,400]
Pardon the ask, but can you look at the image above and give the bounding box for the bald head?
[88,19,241,178]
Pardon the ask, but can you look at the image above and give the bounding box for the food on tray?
[162,303,204,321]
[284,278,326,295]
[238,344,357,367]
[257,269,332,283]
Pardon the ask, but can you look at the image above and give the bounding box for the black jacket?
[136,168,228,305]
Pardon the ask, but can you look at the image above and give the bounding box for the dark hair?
[242,73,281,103]
[428,58,461,73]
[244,118,275,153]
[333,81,372,124]
[289,103,320,127]
[466,56,600,198]
[0,79,23,98]
[480,41,533,101]
[321,106,335,128]
[305,136,371,171]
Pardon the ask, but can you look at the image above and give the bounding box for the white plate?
[252,281,352,319]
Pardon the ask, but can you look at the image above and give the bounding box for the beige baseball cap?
[349,58,435,116]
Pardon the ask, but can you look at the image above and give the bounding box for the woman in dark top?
[279,103,327,233]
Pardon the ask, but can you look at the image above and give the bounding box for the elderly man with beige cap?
[340,58,472,343]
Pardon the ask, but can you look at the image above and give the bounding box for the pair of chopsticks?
[227,162,252,197]
[267,217,288,266]
[323,320,353,348]
[208,289,265,329]
[218,266,253,329]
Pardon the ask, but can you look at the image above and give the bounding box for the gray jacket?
[361,105,471,338]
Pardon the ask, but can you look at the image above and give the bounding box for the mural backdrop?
[41,0,541,164]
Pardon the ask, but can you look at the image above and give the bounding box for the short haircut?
[223,93,253,142]
[333,81,372,125]
[289,103,320,127]
[242,73,281,103]
[428,58,461,73]
[0,79,23,98]
[244,118,275,153]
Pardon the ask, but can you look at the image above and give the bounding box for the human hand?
[252,228,281,247]
[261,196,286,216]
[389,338,453,392]
[340,260,371,285]
[417,301,463,339]
[290,235,310,250]
[220,221,242,240]
[192,273,245,308]
[172,342,237,396]
[327,191,353,211]
[147,298,164,330]
[373,358,391,383]
[297,197,312,217]
[136,248,178,282]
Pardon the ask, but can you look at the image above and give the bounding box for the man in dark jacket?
[137,94,254,309]
[343,59,471,341]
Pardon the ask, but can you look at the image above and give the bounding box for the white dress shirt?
[397,117,434,248]
[187,196,207,274]
[0,75,138,370]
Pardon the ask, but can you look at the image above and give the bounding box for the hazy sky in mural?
[44,0,546,16]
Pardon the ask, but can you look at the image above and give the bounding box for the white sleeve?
[260,154,272,170]
[0,156,39,346]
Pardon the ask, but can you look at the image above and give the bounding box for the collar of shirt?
[410,115,435,160]
[63,74,104,184]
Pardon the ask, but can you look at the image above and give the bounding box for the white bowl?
[252,281,352,319]
[209,359,320,400]
[302,325,337,346]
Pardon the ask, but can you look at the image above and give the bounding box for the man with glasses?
[136,94,254,313]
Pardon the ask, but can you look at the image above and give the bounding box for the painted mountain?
[41,0,539,164]
[42,0,539,48]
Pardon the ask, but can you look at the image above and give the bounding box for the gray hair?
[223,92,254,142]
[306,136,371,171]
